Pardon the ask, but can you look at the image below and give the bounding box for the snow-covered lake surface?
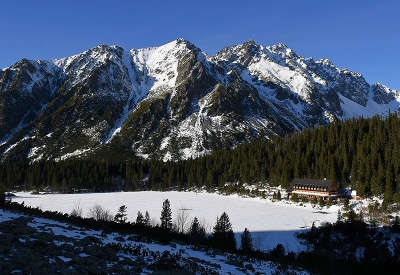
[11,191,339,252]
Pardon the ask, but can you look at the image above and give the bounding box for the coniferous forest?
[1,113,400,205]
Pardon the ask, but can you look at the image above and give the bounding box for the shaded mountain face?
[0,39,399,162]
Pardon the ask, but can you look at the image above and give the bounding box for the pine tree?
[160,199,172,230]
[240,228,253,255]
[114,205,128,223]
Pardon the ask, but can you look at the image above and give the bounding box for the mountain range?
[1,38,399,162]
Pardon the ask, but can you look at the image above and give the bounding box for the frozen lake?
[11,191,339,252]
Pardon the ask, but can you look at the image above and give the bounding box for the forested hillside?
[1,114,400,205]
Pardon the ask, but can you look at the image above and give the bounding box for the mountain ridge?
[0,39,399,162]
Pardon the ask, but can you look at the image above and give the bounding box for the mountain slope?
[0,39,399,162]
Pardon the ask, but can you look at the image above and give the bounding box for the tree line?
[1,114,400,204]
[86,198,239,253]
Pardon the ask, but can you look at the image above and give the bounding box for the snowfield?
[11,191,339,252]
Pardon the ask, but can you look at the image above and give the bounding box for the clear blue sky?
[1,0,399,90]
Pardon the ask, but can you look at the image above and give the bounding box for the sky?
[1,0,399,90]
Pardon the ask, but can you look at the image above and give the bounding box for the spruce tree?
[277,190,282,201]
[160,199,172,230]
[212,212,236,252]
[319,197,326,208]
[144,210,151,226]
[240,228,253,255]
[136,211,144,225]
[189,217,205,249]
[343,197,349,210]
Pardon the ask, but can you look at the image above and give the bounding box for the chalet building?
[286,178,339,201]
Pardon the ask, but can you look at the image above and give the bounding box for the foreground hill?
[1,39,399,161]
[2,191,399,274]
[0,209,287,274]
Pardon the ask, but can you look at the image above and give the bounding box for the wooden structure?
[286,178,339,201]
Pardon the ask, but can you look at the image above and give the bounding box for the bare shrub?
[174,205,191,233]
[87,203,113,221]
[70,200,83,217]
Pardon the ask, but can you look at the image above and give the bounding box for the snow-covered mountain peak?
[267,43,297,58]
[128,39,197,100]
[213,40,263,68]
[0,58,61,96]
[174,37,198,49]
[268,42,289,51]
[340,68,363,78]
[53,44,124,72]
[317,58,336,67]
[1,38,399,162]
[370,82,400,105]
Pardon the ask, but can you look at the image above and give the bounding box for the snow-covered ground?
[2,209,304,274]
[10,191,339,252]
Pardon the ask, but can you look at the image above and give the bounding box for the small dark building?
[286,178,339,201]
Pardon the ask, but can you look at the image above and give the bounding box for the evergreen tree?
[160,199,172,230]
[144,210,151,226]
[136,211,145,225]
[212,212,236,252]
[336,210,343,224]
[326,198,332,208]
[240,228,253,255]
[189,217,205,249]
[384,166,395,202]
[319,197,326,208]
[311,196,318,206]
[277,190,282,201]
[0,182,5,207]
[269,243,286,262]
[291,193,299,203]
[343,197,349,210]
[114,205,128,223]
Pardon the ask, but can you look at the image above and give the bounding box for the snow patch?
[56,148,92,161]
[339,94,379,119]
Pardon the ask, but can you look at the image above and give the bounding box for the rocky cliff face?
[1,39,399,162]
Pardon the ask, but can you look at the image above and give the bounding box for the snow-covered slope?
[1,208,308,274]
[0,39,399,161]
